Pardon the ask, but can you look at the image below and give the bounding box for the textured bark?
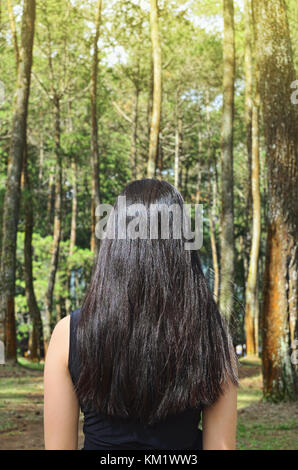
[147,0,162,178]
[219,0,235,319]
[244,0,253,281]
[43,95,62,354]
[0,0,35,362]
[254,0,298,400]
[245,0,261,356]
[245,64,261,356]
[90,0,102,256]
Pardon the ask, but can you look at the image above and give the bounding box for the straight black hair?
[76,179,239,425]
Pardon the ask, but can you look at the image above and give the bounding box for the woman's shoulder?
[50,309,81,350]
[53,314,70,338]
[44,316,71,375]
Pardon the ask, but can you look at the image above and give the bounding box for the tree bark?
[245,65,261,356]
[219,0,235,320]
[43,94,62,355]
[244,0,261,356]
[253,0,298,400]
[90,0,102,256]
[147,0,162,178]
[0,0,36,362]
[244,0,253,281]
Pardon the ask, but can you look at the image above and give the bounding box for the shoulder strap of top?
[68,308,81,386]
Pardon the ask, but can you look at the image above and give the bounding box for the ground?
[0,355,297,450]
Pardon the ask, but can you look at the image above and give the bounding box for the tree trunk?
[90,0,102,256]
[219,0,235,320]
[244,0,261,356]
[147,0,162,178]
[43,94,62,355]
[66,155,77,317]
[7,0,19,67]
[253,0,298,400]
[147,54,153,143]
[209,158,220,302]
[174,117,182,189]
[131,81,139,180]
[195,117,202,205]
[245,33,261,356]
[244,0,253,282]
[0,0,36,362]
[23,145,43,361]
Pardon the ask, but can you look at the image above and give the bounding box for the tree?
[147,0,162,178]
[219,0,235,319]
[253,0,298,400]
[90,0,102,256]
[23,145,43,360]
[0,0,36,362]
[245,0,261,356]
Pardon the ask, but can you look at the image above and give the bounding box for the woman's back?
[69,308,203,450]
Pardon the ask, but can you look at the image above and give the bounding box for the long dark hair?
[76,179,238,425]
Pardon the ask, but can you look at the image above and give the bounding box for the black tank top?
[68,309,203,450]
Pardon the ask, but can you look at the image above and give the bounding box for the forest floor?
[0,355,297,450]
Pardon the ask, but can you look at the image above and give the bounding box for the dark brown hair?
[76,179,238,425]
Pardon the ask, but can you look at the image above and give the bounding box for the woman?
[44,179,239,450]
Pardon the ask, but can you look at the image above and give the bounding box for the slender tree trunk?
[90,0,102,256]
[0,0,35,362]
[43,95,62,355]
[7,0,19,67]
[244,0,261,356]
[147,0,162,178]
[244,0,253,283]
[46,172,55,229]
[245,37,261,356]
[38,133,44,183]
[209,158,220,302]
[174,117,182,189]
[65,155,77,316]
[219,0,235,320]
[7,0,42,362]
[195,118,202,205]
[147,54,153,142]
[23,145,43,361]
[131,82,139,180]
[254,0,298,400]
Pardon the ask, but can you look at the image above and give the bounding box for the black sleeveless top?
[68,309,203,450]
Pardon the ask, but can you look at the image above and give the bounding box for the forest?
[0,0,297,449]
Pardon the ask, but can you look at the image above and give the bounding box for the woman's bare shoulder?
[46,315,70,367]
